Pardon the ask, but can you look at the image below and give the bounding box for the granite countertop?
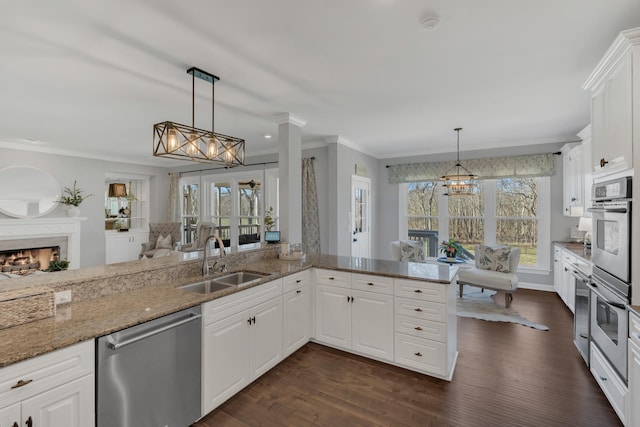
[553,241,592,264]
[0,254,458,368]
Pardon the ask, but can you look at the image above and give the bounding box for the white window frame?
[399,176,551,273]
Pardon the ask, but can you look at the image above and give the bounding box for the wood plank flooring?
[194,289,622,427]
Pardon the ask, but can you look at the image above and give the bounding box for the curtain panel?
[387,153,554,184]
[302,157,321,254]
[167,172,181,222]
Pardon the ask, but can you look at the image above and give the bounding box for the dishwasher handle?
[107,313,202,350]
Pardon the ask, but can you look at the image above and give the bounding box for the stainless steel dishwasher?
[96,306,202,427]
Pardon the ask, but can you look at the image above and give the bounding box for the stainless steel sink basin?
[212,271,268,287]
[177,271,269,294]
[177,280,233,294]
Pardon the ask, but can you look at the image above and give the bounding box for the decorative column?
[274,113,306,245]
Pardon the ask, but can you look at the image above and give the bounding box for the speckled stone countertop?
[553,241,592,264]
[0,252,458,368]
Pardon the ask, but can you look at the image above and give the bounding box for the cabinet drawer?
[395,279,447,303]
[314,269,351,288]
[562,251,577,264]
[395,315,447,343]
[590,344,627,425]
[351,273,393,295]
[203,279,282,326]
[282,270,311,294]
[0,340,94,409]
[395,297,446,323]
[630,311,640,348]
[394,333,447,377]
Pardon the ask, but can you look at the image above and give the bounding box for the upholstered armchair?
[458,245,521,308]
[390,240,427,262]
[139,222,182,258]
[180,222,216,252]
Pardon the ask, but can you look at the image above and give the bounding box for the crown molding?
[583,27,640,91]
[577,124,592,141]
[273,112,307,127]
[323,135,380,158]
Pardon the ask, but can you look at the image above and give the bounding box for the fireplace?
[0,218,83,271]
[0,242,64,275]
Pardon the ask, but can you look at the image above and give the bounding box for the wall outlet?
[54,290,72,305]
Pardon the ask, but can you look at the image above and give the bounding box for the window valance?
[387,153,554,184]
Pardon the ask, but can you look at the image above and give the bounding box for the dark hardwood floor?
[194,289,622,427]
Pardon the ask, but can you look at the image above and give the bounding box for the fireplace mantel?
[0,217,86,269]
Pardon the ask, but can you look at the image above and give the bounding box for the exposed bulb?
[207,136,219,159]
[188,133,199,156]
[167,128,178,152]
[223,143,235,163]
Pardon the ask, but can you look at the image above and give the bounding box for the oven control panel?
[592,176,632,201]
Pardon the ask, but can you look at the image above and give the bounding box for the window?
[180,176,199,244]
[402,177,550,270]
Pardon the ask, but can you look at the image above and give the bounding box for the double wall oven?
[587,176,631,383]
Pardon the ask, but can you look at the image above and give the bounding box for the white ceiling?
[1,0,639,166]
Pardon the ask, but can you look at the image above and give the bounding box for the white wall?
[0,148,170,267]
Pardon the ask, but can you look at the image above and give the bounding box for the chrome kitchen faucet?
[202,234,227,276]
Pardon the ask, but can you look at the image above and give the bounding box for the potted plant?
[59,180,92,217]
[46,259,70,272]
[264,206,275,231]
[439,238,465,260]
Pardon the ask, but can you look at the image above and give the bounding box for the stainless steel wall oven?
[587,176,631,383]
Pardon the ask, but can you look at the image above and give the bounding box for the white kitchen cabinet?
[553,245,563,296]
[315,272,394,362]
[202,279,283,415]
[561,251,576,313]
[578,126,593,213]
[0,341,94,427]
[584,28,639,178]
[393,278,457,380]
[628,311,640,427]
[105,231,149,264]
[562,144,584,216]
[591,344,628,425]
[283,272,312,357]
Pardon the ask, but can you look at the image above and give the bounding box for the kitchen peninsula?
[0,246,458,426]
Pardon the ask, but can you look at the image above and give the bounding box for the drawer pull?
[13,422,18,427]
[11,379,32,389]
[296,279,302,283]
[329,277,335,280]
[414,352,422,357]
[26,417,33,427]
[414,289,422,293]
[599,375,607,382]
[414,308,423,312]
[367,282,374,286]
[296,289,302,294]
[414,326,423,331]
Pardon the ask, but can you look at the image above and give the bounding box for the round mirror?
[0,166,61,218]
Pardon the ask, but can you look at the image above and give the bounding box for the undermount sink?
[212,271,268,287]
[177,280,233,294]
[178,271,269,294]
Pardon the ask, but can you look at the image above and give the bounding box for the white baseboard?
[519,281,554,292]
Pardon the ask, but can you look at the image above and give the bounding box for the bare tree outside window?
[407,182,439,256]
[496,178,538,265]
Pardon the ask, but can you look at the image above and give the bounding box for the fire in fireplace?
[0,246,60,275]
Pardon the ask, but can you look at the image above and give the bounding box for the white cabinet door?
[315,284,351,348]
[629,340,640,427]
[202,310,251,414]
[283,285,312,357]
[105,232,149,264]
[0,403,20,427]
[351,290,394,361]
[561,251,576,313]
[21,375,94,427]
[251,297,283,379]
[553,247,563,295]
[562,145,583,216]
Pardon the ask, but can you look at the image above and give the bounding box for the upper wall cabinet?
[562,143,584,216]
[583,27,640,178]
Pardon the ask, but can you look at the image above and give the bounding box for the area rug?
[456,285,549,331]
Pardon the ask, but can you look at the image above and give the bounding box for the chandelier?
[440,128,477,196]
[153,67,245,166]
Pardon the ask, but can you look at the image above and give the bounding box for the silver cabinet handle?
[107,313,201,350]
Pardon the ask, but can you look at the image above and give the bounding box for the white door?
[351,290,394,361]
[351,176,371,259]
[0,403,21,427]
[250,297,283,379]
[21,375,94,427]
[283,285,312,356]
[315,284,352,348]
[202,310,251,414]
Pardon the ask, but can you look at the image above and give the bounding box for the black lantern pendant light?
[153,67,245,166]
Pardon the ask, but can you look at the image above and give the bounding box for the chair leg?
[505,293,513,308]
